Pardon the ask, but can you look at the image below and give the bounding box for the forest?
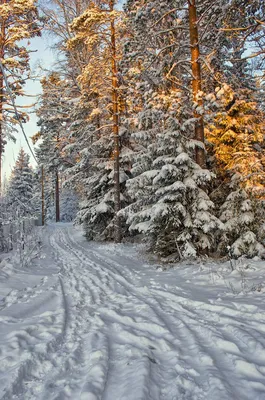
[0,0,265,261]
[1,2,265,398]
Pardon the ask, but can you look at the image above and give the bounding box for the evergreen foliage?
[206,85,265,197]
[0,0,41,145]
[122,117,221,259]
[6,148,36,217]
[60,189,79,222]
[219,188,265,258]
[30,0,265,260]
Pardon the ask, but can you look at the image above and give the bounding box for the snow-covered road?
[1,224,265,399]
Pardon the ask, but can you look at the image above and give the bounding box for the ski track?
[0,224,265,399]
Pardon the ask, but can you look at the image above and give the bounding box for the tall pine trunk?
[55,170,60,222]
[0,0,5,194]
[41,166,45,226]
[110,0,121,243]
[188,0,205,168]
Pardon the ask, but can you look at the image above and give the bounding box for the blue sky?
[3,35,55,179]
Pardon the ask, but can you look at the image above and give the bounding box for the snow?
[1,223,265,399]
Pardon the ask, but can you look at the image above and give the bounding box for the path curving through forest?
[1,223,265,399]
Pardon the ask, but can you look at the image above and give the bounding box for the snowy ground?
[1,224,265,400]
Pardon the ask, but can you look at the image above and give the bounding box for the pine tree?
[37,0,265,261]
[35,73,74,222]
[223,0,265,76]
[0,0,41,190]
[122,0,232,168]
[67,0,134,241]
[68,0,123,240]
[72,116,134,241]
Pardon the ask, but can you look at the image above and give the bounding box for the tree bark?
[0,0,6,194]
[55,170,60,222]
[188,0,205,168]
[41,166,45,226]
[110,0,121,243]
[76,0,81,15]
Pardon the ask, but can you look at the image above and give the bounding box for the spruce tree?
[219,188,265,258]
[204,84,265,258]
[122,113,222,259]
[7,148,35,217]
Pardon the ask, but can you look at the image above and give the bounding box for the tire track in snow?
[62,230,208,397]
[0,276,49,313]
[34,227,126,400]
[62,228,207,399]
[1,280,67,400]
[1,232,72,399]
[51,228,158,400]
[43,227,187,400]
[65,226,265,399]
[3,224,265,400]
[149,288,265,396]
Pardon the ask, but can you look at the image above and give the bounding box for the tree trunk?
[188,0,205,168]
[55,170,60,222]
[95,95,101,130]
[41,166,45,226]
[0,78,2,195]
[76,0,81,15]
[0,0,6,194]
[110,0,121,243]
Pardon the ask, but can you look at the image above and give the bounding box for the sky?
[2,35,55,179]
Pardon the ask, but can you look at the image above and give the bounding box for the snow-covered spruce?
[76,128,134,241]
[6,148,37,218]
[60,189,79,222]
[219,189,265,258]
[121,118,222,259]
